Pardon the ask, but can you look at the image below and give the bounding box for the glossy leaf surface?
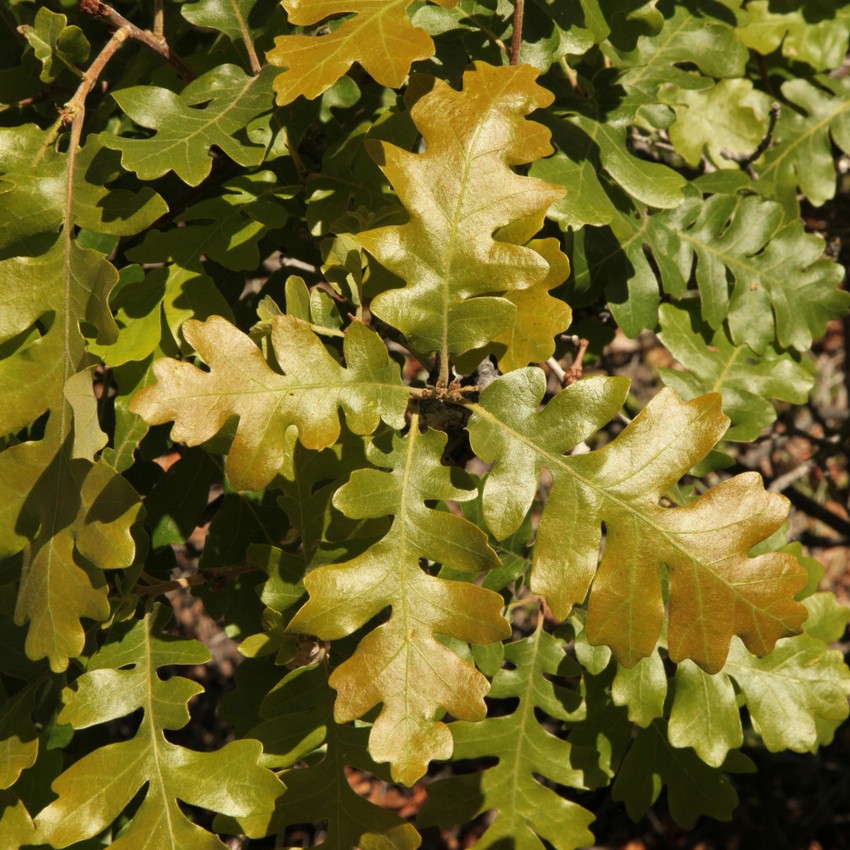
[268,0,458,104]
[469,370,809,672]
[288,424,511,783]
[358,62,568,358]
[131,315,410,490]
[34,606,283,848]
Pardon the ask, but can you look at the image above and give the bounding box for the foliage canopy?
[1,0,849,848]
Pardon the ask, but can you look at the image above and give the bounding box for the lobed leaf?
[132,315,410,491]
[287,424,511,783]
[468,370,809,673]
[18,6,89,83]
[34,606,283,848]
[102,64,276,186]
[267,0,459,105]
[419,626,595,850]
[757,75,850,208]
[224,663,421,849]
[0,126,167,260]
[0,238,142,671]
[736,0,850,72]
[358,62,568,360]
[669,594,850,766]
[657,301,814,441]
[612,719,739,827]
[648,191,850,353]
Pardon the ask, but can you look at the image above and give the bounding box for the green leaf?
[660,78,772,169]
[611,649,667,727]
[0,127,167,260]
[468,370,809,673]
[757,75,850,208]
[34,606,284,849]
[0,237,143,671]
[737,0,850,72]
[610,1,749,98]
[668,593,850,766]
[612,719,739,827]
[287,424,511,784]
[179,0,263,45]
[267,0,459,105]
[419,625,595,850]
[0,681,39,789]
[223,664,421,849]
[132,315,410,491]
[649,191,850,352]
[657,301,814,441]
[18,7,89,83]
[126,171,292,272]
[358,62,568,359]
[102,64,276,186]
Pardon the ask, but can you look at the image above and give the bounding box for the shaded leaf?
[18,7,89,83]
[287,424,511,783]
[34,605,283,849]
[103,64,276,186]
[657,301,814,441]
[0,681,39,789]
[127,171,292,272]
[223,664,421,849]
[132,315,410,491]
[419,625,595,850]
[612,719,739,827]
[468,370,809,672]
[267,0,459,105]
[180,0,264,45]
[757,75,850,208]
[358,62,567,359]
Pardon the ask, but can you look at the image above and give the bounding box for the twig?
[768,460,815,493]
[60,29,127,126]
[510,0,525,65]
[134,563,260,597]
[153,0,164,39]
[721,101,780,169]
[80,0,193,80]
[564,338,589,386]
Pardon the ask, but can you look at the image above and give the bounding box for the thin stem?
[134,563,260,597]
[81,0,194,80]
[153,0,164,38]
[510,0,525,65]
[60,29,128,127]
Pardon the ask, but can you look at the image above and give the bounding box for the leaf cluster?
[1,0,849,848]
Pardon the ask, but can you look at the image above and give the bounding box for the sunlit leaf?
[34,605,283,849]
[267,0,459,105]
[657,301,814,441]
[468,370,809,672]
[102,64,276,186]
[132,315,410,490]
[358,62,567,359]
[18,7,89,83]
[287,424,511,783]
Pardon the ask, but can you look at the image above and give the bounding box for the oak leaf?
[358,62,568,359]
[131,315,410,491]
[267,0,459,105]
[468,370,809,672]
[287,424,511,784]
